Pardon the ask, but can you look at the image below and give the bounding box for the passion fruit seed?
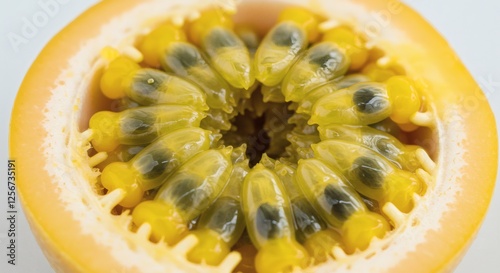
[281,41,349,103]
[100,128,215,208]
[132,147,233,244]
[89,105,206,152]
[324,184,358,220]
[83,4,437,273]
[127,67,208,110]
[163,41,237,113]
[254,6,319,86]
[318,124,422,171]
[189,8,255,89]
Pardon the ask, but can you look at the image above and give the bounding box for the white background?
[0,0,499,272]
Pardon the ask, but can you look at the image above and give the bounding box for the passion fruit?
[9,0,497,272]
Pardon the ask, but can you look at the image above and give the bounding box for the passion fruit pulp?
[7,0,496,272]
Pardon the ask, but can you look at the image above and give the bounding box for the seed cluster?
[87,5,433,273]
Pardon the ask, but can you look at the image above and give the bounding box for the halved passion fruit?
[10,0,497,272]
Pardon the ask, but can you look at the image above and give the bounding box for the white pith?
[39,0,464,272]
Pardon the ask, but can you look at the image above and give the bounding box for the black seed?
[167,43,204,70]
[205,27,240,50]
[272,23,305,47]
[137,149,172,180]
[121,110,155,136]
[255,203,285,239]
[168,179,210,212]
[352,156,384,188]
[375,137,399,160]
[308,44,346,71]
[199,197,242,238]
[130,70,168,104]
[323,184,357,221]
[291,197,326,243]
[353,87,389,114]
[169,179,198,200]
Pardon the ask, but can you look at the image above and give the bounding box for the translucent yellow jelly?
[242,164,309,273]
[132,147,233,244]
[124,68,208,110]
[254,6,319,86]
[189,9,254,89]
[312,139,424,213]
[281,42,349,103]
[100,128,216,208]
[296,158,390,252]
[318,124,421,171]
[162,42,237,113]
[309,82,392,126]
[274,161,343,263]
[296,74,370,114]
[186,148,249,265]
[89,105,206,152]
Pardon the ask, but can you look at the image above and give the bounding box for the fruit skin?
[9,2,153,272]
[8,1,497,273]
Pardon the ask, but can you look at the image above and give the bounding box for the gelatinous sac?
[274,160,342,264]
[321,26,369,71]
[254,7,320,86]
[89,105,205,152]
[309,82,392,126]
[100,128,217,208]
[100,56,208,111]
[138,23,238,113]
[318,124,421,171]
[132,147,233,245]
[296,158,390,253]
[242,164,309,273]
[309,77,421,126]
[187,148,250,266]
[189,8,255,90]
[281,39,350,103]
[295,73,370,115]
[162,41,237,113]
[312,139,425,213]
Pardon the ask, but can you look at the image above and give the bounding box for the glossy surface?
[5,0,498,272]
[132,147,233,244]
[89,105,205,151]
[100,127,215,207]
